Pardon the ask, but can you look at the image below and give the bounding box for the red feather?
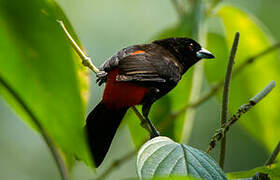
[102,69,149,109]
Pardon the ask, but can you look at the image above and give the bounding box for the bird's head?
[153,37,215,73]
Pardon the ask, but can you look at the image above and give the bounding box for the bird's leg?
[142,88,161,138]
[142,103,160,138]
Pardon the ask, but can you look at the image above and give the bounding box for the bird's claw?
[96,71,108,86]
[97,71,107,78]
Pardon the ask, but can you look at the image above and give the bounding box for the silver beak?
[196,48,215,59]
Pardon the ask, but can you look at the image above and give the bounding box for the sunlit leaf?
[205,5,280,153]
[227,163,280,180]
[137,136,227,180]
[0,0,92,166]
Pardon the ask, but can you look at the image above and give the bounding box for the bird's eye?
[188,43,194,51]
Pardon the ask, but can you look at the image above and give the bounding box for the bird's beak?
[196,48,215,59]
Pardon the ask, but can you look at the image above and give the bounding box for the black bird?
[86,37,215,167]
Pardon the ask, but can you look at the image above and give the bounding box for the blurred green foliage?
[0,0,280,180]
[0,0,92,166]
[227,163,280,179]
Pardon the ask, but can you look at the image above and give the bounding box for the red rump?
[102,69,149,109]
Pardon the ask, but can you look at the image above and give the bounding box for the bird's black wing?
[97,44,181,86]
[116,49,182,87]
[117,53,166,83]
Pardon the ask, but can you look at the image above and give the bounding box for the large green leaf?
[0,0,92,166]
[137,136,227,180]
[123,176,199,180]
[227,163,280,180]
[205,5,280,153]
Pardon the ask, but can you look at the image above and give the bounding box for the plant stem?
[131,106,157,136]
[265,141,280,166]
[57,20,157,137]
[207,81,276,153]
[0,77,70,180]
[95,151,136,180]
[219,32,240,169]
[57,20,99,74]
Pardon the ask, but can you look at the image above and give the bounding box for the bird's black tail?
[86,101,128,167]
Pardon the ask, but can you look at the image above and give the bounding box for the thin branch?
[95,151,136,180]
[0,77,70,180]
[131,106,158,136]
[219,32,240,169]
[57,20,157,137]
[265,141,280,166]
[207,81,276,154]
[232,42,280,77]
[57,20,99,74]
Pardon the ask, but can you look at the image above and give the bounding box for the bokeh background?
[0,0,279,179]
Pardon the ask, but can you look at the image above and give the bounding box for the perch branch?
[131,107,157,136]
[265,141,280,166]
[95,150,136,180]
[57,20,99,74]
[57,20,158,137]
[0,77,70,180]
[207,81,276,154]
[219,32,240,169]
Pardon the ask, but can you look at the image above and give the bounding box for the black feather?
[86,101,127,167]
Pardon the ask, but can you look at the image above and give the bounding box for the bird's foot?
[96,71,107,86]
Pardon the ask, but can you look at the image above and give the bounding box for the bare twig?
[57,20,99,74]
[265,141,280,166]
[0,77,70,180]
[95,151,136,180]
[131,107,159,136]
[219,32,240,169]
[57,20,158,138]
[207,81,276,154]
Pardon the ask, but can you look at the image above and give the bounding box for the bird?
[86,37,215,167]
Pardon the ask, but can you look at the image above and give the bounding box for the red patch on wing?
[130,50,145,56]
[102,69,149,109]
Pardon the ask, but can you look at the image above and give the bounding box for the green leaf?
[125,21,195,148]
[206,5,280,153]
[0,0,92,166]
[227,163,280,180]
[137,136,227,180]
[122,176,199,180]
[150,177,200,180]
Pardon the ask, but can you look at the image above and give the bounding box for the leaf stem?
[207,81,276,154]
[57,20,157,137]
[219,32,240,169]
[0,77,70,180]
[265,140,280,166]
